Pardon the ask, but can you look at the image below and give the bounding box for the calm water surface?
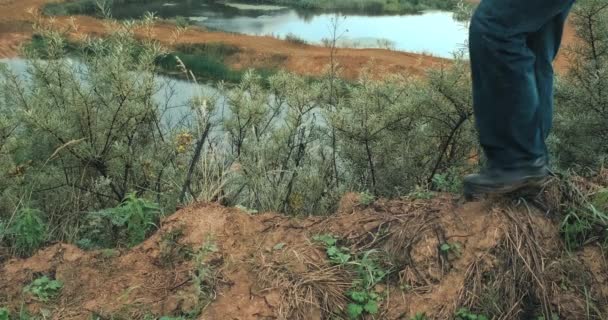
[109,1,468,58]
[0,58,224,127]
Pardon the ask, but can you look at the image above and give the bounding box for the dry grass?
[253,245,352,319]
[455,207,554,319]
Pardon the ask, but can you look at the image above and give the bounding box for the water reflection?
[108,1,468,58]
[0,58,221,128]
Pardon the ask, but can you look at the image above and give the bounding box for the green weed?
[8,208,46,257]
[408,186,435,200]
[313,234,351,264]
[0,308,8,320]
[24,276,63,302]
[159,227,192,266]
[410,313,428,320]
[432,171,463,193]
[592,188,608,212]
[440,241,462,258]
[358,191,375,206]
[560,205,608,250]
[313,234,388,319]
[454,308,489,320]
[78,193,161,249]
[346,289,379,318]
[187,239,219,316]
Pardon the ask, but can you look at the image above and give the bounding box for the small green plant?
[79,193,161,249]
[159,227,192,266]
[432,171,463,193]
[8,208,46,256]
[592,188,608,211]
[313,234,388,319]
[359,191,375,206]
[24,276,63,302]
[440,241,462,258]
[313,234,351,264]
[411,312,428,320]
[454,308,489,320]
[560,205,608,250]
[408,186,435,200]
[346,290,379,318]
[0,307,9,320]
[187,239,219,316]
[352,250,388,289]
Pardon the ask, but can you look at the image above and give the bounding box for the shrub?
[284,33,308,45]
[0,23,183,248]
[7,208,46,257]
[79,193,162,249]
[23,276,63,302]
[553,0,608,169]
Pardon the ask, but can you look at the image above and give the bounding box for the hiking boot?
[463,163,550,198]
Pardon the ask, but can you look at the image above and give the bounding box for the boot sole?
[464,175,550,199]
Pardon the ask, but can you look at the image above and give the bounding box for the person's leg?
[465,0,574,195]
[527,6,573,163]
[469,0,574,170]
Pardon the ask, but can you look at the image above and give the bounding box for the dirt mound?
[2,194,607,319]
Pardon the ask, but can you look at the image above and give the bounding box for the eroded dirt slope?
[2,192,607,319]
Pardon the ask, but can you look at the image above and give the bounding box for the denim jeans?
[469,0,575,169]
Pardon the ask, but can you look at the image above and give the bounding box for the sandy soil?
[0,0,576,79]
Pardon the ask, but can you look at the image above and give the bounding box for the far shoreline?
[0,0,575,79]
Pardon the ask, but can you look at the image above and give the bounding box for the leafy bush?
[284,33,308,46]
[313,234,388,319]
[23,276,63,302]
[358,191,375,206]
[79,193,161,248]
[5,208,46,257]
[553,0,608,169]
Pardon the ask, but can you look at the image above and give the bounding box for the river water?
[108,1,468,58]
[0,58,221,127]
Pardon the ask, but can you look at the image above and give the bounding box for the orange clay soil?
[0,0,575,79]
[2,190,607,319]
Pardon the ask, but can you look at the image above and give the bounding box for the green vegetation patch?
[155,42,278,83]
[78,193,162,249]
[238,0,459,14]
[313,234,389,319]
[23,276,63,302]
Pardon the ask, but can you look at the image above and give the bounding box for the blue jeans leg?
[469,0,574,169]
[527,7,573,162]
